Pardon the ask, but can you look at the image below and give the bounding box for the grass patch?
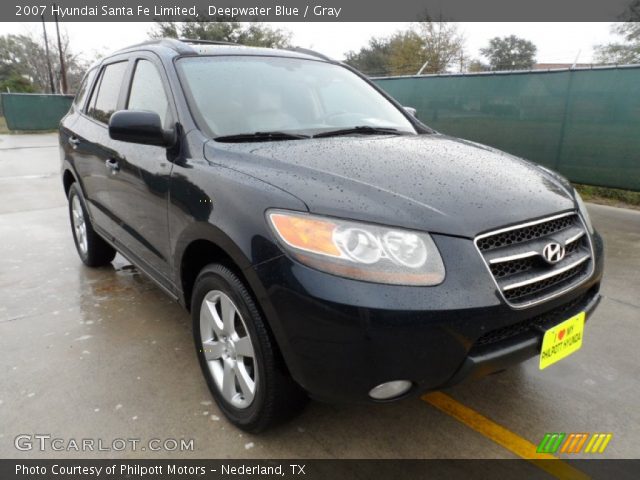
[574,183,640,210]
[0,116,57,134]
[0,116,9,134]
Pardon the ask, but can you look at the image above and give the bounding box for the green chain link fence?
[2,69,638,191]
[374,66,640,192]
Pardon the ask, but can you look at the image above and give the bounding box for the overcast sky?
[0,22,616,66]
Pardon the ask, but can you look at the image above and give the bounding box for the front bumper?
[442,289,601,388]
[250,232,604,403]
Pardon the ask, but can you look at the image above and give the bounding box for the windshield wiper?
[313,126,408,138]
[215,131,310,142]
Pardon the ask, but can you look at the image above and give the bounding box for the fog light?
[368,380,412,400]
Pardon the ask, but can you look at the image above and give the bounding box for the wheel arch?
[175,223,270,313]
[174,229,290,374]
[176,225,297,380]
[179,238,242,312]
[62,167,78,197]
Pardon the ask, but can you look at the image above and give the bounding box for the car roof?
[112,38,332,63]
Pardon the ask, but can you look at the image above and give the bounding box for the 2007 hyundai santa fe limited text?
[59,38,604,432]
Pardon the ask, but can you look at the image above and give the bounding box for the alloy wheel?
[71,195,88,255]
[199,290,257,409]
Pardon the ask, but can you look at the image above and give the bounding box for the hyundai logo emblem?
[542,242,566,264]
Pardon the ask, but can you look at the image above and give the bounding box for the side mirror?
[403,106,417,117]
[109,110,174,147]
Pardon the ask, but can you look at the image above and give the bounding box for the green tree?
[0,72,35,93]
[480,35,537,71]
[414,19,465,74]
[387,31,425,75]
[344,38,394,76]
[467,59,489,73]
[150,20,291,48]
[344,20,465,76]
[594,22,640,64]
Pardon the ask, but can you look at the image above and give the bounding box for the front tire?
[192,264,307,432]
[68,183,116,267]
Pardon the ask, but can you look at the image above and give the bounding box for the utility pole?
[53,5,68,94]
[40,15,56,94]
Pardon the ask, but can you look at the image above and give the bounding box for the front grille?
[474,289,595,348]
[476,212,594,308]
[477,215,575,251]
[503,263,587,301]
[490,257,535,278]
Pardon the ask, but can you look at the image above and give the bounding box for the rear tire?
[68,183,116,267]
[192,263,307,432]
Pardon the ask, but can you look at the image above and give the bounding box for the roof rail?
[286,46,333,62]
[115,38,196,55]
[115,38,334,61]
[179,39,333,61]
[177,38,239,47]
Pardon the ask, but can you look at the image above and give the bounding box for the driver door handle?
[105,158,120,174]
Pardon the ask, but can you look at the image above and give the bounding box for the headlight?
[267,210,445,286]
[574,190,594,233]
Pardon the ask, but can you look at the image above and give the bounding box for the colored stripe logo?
[537,432,612,454]
[537,433,566,453]
[584,433,613,453]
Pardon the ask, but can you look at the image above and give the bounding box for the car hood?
[204,134,575,238]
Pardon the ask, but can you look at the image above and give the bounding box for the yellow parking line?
[422,392,590,480]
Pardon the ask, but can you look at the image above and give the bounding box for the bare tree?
[0,30,88,94]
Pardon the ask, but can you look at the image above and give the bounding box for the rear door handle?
[68,136,80,148]
[105,158,120,173]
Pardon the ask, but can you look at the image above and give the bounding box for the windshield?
[176,55,417,139]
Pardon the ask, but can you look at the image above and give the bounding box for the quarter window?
[127,60,171,128]
[74,68,96,110]
[87,61,128,124]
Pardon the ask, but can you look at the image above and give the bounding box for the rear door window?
[87,61,128,124]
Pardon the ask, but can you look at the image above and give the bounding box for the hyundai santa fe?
[59,38,603,432]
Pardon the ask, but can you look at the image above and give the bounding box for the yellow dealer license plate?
[539,312,585,370]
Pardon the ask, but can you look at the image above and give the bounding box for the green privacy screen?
[374,66,640,192]
[1,93,73,131]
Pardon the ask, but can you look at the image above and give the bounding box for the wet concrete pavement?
[0,134,638,459]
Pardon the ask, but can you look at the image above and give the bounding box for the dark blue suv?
[60,39,603,431]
